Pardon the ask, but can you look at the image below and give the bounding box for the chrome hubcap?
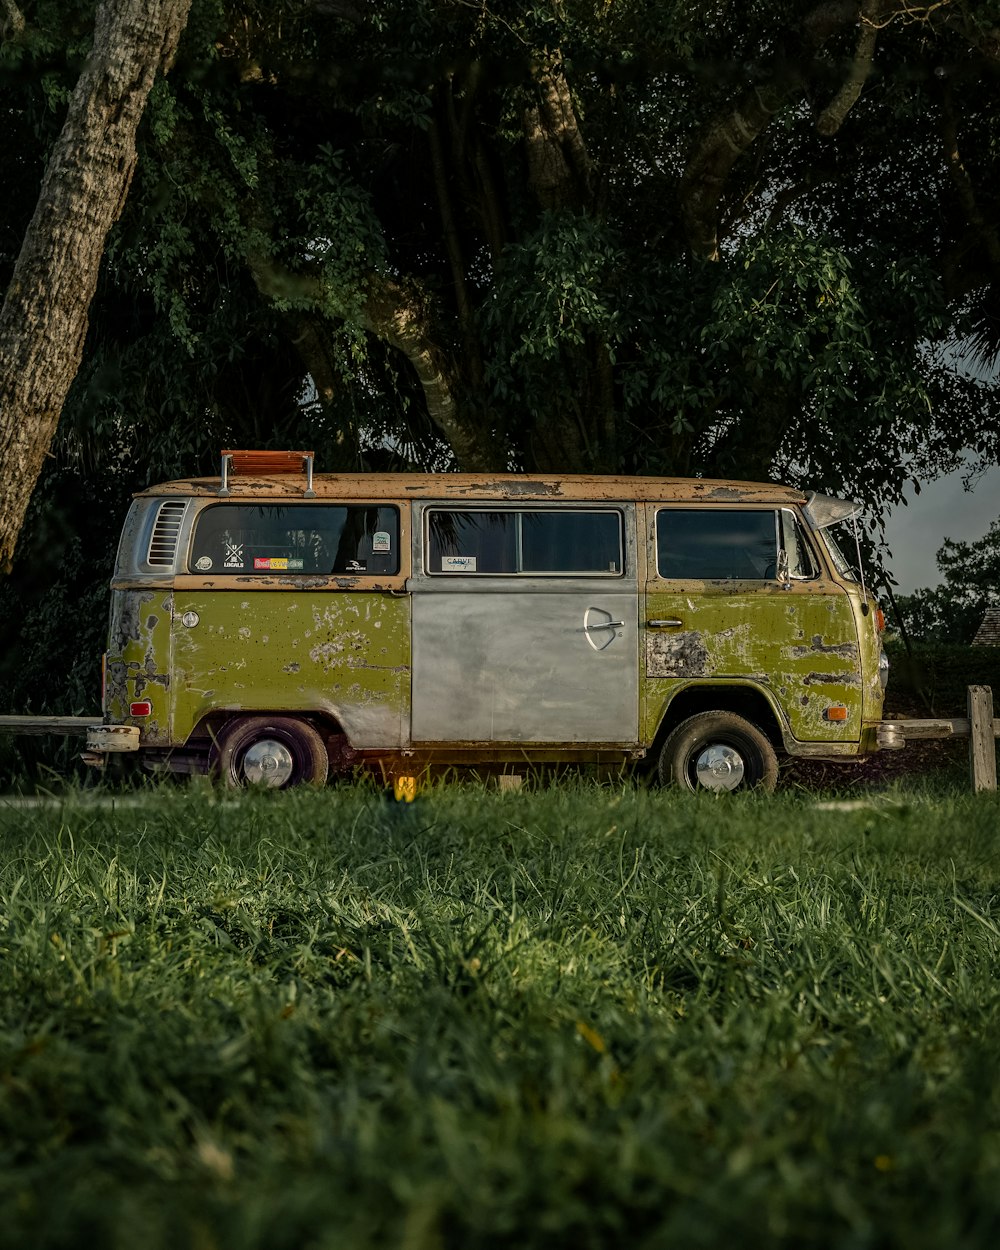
[241,739,295,787]
[694,743,746,791]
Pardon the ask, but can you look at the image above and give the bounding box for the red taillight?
[129,700,152,717]
[875,608,886,632]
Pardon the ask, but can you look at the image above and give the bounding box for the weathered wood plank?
[879,718,1000,741]
[968,686,998,793]
[0,715,102,737]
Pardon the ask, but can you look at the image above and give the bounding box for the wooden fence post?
[967,685,998,793]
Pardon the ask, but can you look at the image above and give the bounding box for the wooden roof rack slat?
[219,450,316,497]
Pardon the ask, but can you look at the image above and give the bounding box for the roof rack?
[218,450,316,498]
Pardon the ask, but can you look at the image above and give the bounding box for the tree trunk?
[0,0,192,573]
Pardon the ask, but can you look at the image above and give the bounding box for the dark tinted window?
[427,510,623,575]
[190,505,399,575]
[521,511,622,573]
[426,511,516,574]
[657,510,777,580]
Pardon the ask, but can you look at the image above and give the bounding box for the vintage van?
[89,450,888,791]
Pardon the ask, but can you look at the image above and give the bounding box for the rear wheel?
[659,711,778,793]
[212,716,329,789]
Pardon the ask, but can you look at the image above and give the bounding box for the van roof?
[141,472,808,505]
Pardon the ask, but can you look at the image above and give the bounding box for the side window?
[189,504,400,575]
[656,509,778,580]
[521,511,623,574]
[426,511,517,574]
[426,509,623,575]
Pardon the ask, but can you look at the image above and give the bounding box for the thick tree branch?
[524,56,594,212]
[816,6,880,135]
[363,275,495,470]
[247,254,495,470]
[0,0,24,38]
[679,1,859,259]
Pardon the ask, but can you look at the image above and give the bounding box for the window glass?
[821,527,859,582]
[780,509,818,579]
[521,511,623,574]
[427,511,517,574]
[189,505,399,575]
[656,510,777,580]
[427,510,623,575]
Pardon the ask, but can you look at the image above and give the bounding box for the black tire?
[212,716,329,789]
[659,711,779,793]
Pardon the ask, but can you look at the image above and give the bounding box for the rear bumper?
[86,724,141,753]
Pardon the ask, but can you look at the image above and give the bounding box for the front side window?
[189,504,399,575]
[426,509,623,575]
[656,509,816,581]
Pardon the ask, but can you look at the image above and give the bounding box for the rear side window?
[426,509,623,575]
[189,504,399,575]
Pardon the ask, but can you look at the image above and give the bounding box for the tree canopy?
[1,0,999,714]
[6,1,1000,494]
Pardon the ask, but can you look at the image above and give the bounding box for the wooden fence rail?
[879,685,998,793]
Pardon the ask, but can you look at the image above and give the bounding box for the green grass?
[2,781,1000,1248]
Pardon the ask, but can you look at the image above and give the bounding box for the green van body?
[100,462,887,789]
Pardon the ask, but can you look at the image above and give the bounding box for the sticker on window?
[195,556,213,571]
[224,541,244,569]
[254,557,303,571]
[441,555,477,572]
[372,531,391,554]
[346,559,367,573]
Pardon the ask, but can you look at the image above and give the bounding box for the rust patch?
[804,672,860,686]
[110,590,154,653]
[646,632,708,678]
[788,634,858,659]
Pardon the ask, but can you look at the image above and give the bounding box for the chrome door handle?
[584,620,624,631]
[647,618,683,628]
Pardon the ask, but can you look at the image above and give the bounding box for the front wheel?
[659,711,778,793]
[212,716,329,789]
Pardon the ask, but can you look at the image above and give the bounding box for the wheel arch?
[650,682,789,759]
[189,707,348,747]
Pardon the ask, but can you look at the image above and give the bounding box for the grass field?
[2,779,1000,1248]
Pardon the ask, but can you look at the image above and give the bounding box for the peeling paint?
[643,583,869,745]
[169,589,409,748]
[787,635,858,659]
[646,633,709,678]
[804,671,860,686]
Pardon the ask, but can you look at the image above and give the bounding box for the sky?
[880,461,1000,595]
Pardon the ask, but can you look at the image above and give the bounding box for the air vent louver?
[147,500,187,569]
